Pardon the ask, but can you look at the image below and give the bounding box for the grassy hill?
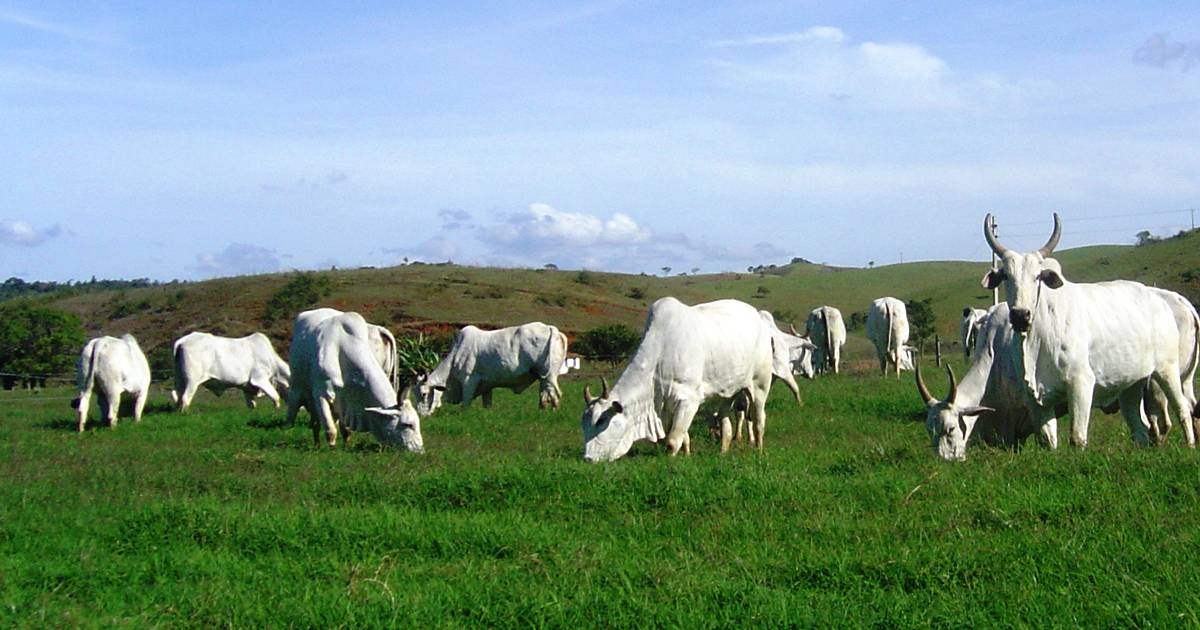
[25,229,1200,370]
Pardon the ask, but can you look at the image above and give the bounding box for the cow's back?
[646,298,772,399]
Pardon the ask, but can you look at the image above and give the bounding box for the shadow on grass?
[247,415,295,430]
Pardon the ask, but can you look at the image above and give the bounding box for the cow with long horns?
[981,213,1197,448]
[918,304,1041,460]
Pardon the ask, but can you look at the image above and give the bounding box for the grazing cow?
[982,213,1195,448]
[285,308,422,451]
[1141,288,1200,442]
[960,307,988,360]
[758,311,817,405]
[416,322,568,415]
[74,334,151,432]
[866,297,916,377]
[805,306,847,374]
[580,298,774,461]
[918,304,1040,460]
[170,332,290,412]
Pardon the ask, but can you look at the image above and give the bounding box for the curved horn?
[983,213,1008,257]
[945,364,958,404]
[1037,212,1062,257]
[789,323,799,336]
[600,376,610,399]
[583,384,595,404]
[914,359,935,405]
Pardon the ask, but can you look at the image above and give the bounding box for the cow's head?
[580,377,633,462]
[364,399,424,453]
[787,325,818,380]
[414,376,445,417]
[916,362,993,461]
[981,213,1065,333]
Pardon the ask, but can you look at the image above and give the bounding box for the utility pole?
[1191,208,1195,231]
[990,216,999,306]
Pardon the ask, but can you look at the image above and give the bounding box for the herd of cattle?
[70,214,1198,462]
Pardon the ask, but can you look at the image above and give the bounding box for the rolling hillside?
[24,229,1200,368]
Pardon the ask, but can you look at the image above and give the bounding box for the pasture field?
[3,362,1200,628]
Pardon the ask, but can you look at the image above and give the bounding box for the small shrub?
[627,287,646,300]
[263,272,333,325]
[575,271,597,286]
[847,311,868,331]
[574,324,641,365]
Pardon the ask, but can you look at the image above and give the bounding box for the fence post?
[934,334,942,367]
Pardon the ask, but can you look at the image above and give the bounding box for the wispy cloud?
[711,26,1022,111]
[0,220,63,247]
[0,9,118,45]
[1134,33,1200,71]
[193,243,283,278]
[712,26,846,47]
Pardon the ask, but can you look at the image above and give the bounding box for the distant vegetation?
[0,276,162,303]
[262,273,333,325]
[0,304,85,387]
[905,298,937,349]
[572,324,641,365]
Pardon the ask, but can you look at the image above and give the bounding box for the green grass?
[3,362,1200,627]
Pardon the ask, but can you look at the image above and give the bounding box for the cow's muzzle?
[1010,308,1031,332]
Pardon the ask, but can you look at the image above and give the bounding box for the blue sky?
[1,2,1197,280]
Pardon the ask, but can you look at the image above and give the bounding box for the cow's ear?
[1038,269,1064,289]
[610,401,623,414]
[959,405,994,416]
[981,269,1005,289]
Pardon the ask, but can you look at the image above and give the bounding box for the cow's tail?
[822,310,834,371]
[170,341,186,406]
[1189,307,1200,419]
[75,339,101,409]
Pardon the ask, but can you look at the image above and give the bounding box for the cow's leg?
[314,396,338,447]
[243,388,258,409]
[1151,369,1195,447]
[286,392,302,427]
[178,380,201,413]
[481,388,493,408]
[1068,373,1096,449]
[249,378,282,409]
[76,391,91,432]
[102,392,119,428]
[460,375,482,409]
[735,409,749,444]
[751,389,769,450]
[665,399,700,456]
[1117,385,1152,446]
[719,415,733,453]
[1032,404,1058,449]
[1143,382,1170,445]
[132,389,148,424]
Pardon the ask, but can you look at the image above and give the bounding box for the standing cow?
[74,334,151,432]
[960,307,988,360]
[580,298,775,461]
[416,322,568,415]
[1140,288,1200,443]
[982,213,1195,448]
[170,332,290,412]
[805,306,846,374]
[918,304,1040,460]
[286,308,422,451]
[866,297,915,377]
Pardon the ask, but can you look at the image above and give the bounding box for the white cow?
[170,332,291,412]
[866,297,915,377]
[1138,288,1200,443]
[74,334,151,432]
[982,213,1195,448]
[285,308,422,451]
[416,322,568,415]
[718,312,816,446]
[805,306,847,374]
[918,304,1040,460]
[960,307,988,360]
[580,298,775,462]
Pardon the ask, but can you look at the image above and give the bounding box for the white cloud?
[712,26,846,47]
[472,203,788,272]
[1134,33,1200,71]
[711,26,1021,111]
[0,9,118,45]
[193,243,282,277]
[0,220,63,247]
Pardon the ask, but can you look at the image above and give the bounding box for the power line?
[1002,208,1192,227]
